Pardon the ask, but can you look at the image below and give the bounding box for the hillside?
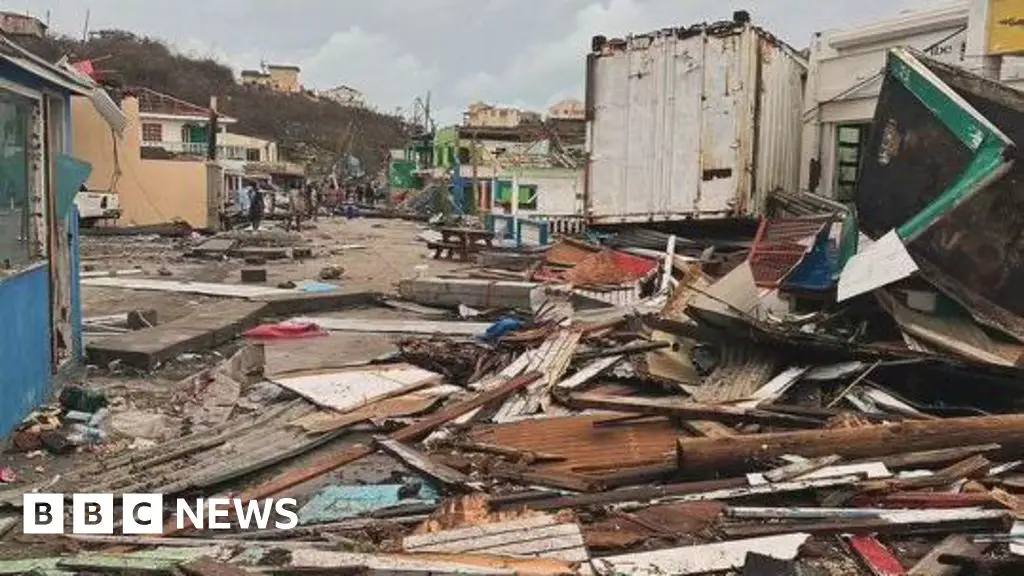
[20,31,409,175]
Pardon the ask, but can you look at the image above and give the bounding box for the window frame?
[834,123,870,202]
[141,122,163,143]
[0,85,43,273]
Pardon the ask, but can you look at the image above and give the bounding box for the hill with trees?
[21,30,410,175]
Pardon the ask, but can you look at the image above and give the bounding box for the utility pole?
[81,9,90,41]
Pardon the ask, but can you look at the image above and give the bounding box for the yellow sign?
[988,0,1024,55]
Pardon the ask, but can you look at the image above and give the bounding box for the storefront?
[800,1,1024,200]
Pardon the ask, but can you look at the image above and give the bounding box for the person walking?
[248,184,265,231]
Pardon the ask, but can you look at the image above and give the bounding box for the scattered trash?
[480,317,523,344]
[318,265,344,280]
[0,467,16,483]
[243,321,328,340]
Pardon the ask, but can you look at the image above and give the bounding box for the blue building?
[0,38,99,439]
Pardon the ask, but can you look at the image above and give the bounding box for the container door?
[697,32,743,214]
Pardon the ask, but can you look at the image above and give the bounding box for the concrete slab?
[255,290,380,317]
[188,238,237,258]
[87,301,270,369]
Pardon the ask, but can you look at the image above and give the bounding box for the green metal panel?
[885,48,1015,242]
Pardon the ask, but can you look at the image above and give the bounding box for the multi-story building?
[547,98,585,120]
[320,84,366,108]
[0,11,46,38]
[241,64,302,93]
[465,102,541,128]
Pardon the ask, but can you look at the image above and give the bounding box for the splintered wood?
[492,329,582,422]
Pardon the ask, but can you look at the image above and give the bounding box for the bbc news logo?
[24,494,299,534]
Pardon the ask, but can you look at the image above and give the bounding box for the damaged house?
[0,38,108,438]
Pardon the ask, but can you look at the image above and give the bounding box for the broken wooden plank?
[874,444,1002,470]
[763,455,843,483]
[592,533,811,576]
[908,534,988,576]
[402,515,589,563]
[677,415,1024,473]
[451,440,565,463]
[735,366,810,409]
[724,507,982,521]
[848,535,907,576]
[494,330,581,421]
[489,466,601,493]
[375,438,471,488]
[749,462,892,486]
[237,371,542,503]
[721,510,1012,538]
[554,356,622,391]
[560,393,822,427]
[862,455,991,493]
[294,316,492,336]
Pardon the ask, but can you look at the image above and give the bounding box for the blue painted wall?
[0,59,86,437]
[0,265,53,438]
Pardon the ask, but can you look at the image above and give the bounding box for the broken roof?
[129,86,236,122]
[0,35,92,95]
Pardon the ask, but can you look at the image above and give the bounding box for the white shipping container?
[586,21,807,224]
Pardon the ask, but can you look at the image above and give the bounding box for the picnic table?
[427,227,496,261]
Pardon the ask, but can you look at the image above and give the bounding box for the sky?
[5,0,939,123]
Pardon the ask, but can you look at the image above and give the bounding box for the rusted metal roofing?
[565,250,658,287]
[747,216,833,288]
[544,239,601,268]
[468,414,679,474]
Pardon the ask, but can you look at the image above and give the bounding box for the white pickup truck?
[75,190,121,226]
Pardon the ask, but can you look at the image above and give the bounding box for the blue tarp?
[297,483,440,525]
[55,154,91,220]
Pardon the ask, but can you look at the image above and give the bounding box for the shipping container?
[585,18,807,224]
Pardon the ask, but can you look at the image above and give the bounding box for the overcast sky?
[6,0,938,123]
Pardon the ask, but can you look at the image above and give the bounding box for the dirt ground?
[81,217,465,320]
[0,215,469,560]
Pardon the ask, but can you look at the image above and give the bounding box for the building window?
[246,148,261,162]
[495,181,538,210]
[141,122,162,142]
[835,123,869,201]
[0,93,33,271]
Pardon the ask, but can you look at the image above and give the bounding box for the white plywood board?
[294,316,491,336]
[838,230,919,302]
[271,364,442,413]
[594,533,810,575]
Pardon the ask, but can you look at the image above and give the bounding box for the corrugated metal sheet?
[469,414,679,474]
[747,216,832,288]
[586,22,806,224]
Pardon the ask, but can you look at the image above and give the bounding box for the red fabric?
[72,60,96,79]
[243,321,328,340]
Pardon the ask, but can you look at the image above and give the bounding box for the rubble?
[5,45,1024,576]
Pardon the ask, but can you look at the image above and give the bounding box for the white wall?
[493,167,583,216]
[801,1,1024,198]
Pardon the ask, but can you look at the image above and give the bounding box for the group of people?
[237,181,321,231]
